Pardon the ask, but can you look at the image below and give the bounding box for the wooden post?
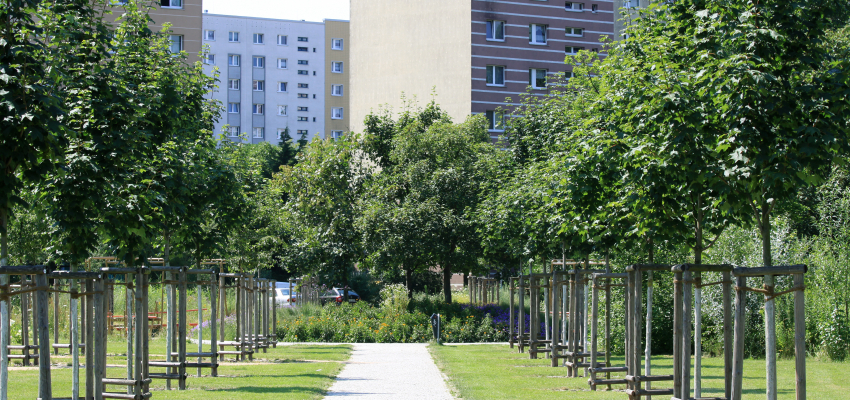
[682,270,693,399]
[529,276,538,358]
[793,273,806,400]
[606,272,612,389]
[568,269,577,377]
[672,270,682,399]
[197,276,203,377]
[93,278,104,400]
[85,279,94,400]
[166,271,174,390]
[644,269,652,398]
[36,273,52,400]
[731,275,746,400]
[53,278,59,356]
[236,275,242,361]
[126,273,134,395]
[219,274,226,362]
[211,271,219,377]
[178,267,187,389]
[70,273,80,400]
[723,271,733,399]
[625,269,633,391]
[695,271,702,398]
[550,272,560,367]
[0,265,7,400]
[590,274,599,390]
[518,276,525,353]
[764,274,777,400]
[509,278,515,349]
[22,280,30,367]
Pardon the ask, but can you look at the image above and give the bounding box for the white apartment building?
[203,14,329,144]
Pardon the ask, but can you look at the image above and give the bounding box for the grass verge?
[429,344,849,400]
[8,338,351,399]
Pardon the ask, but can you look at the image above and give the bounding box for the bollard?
[430,314,441,342]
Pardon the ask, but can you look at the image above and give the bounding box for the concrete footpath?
[324,343,454,399]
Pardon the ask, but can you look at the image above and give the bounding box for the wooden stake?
[731,275,747,400]
[793,273,806,400]
[723,271,733,399]
[36,273,52,400]
[94,278,104,400]
[765,274,777,400]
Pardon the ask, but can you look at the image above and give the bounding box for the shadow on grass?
[209,386,326,394]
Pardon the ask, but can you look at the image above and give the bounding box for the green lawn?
[7,336,351,399]
[430,344,849,400]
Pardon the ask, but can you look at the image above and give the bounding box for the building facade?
[352,0,635,139]
[202,15,351,145]
[105,0,203,61]
[324,20,351,140]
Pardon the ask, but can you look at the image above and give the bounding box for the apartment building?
[104,0,203,60]
[202,14,351,145]
[352,0,636,139]
[324,20,351,140]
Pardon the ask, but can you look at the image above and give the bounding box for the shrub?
[821,307,849,361]
[380,283,409,314]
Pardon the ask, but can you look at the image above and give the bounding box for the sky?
[202,0,350,22]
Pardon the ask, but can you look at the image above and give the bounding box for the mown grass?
[8,336,351,399]
[430,344,850,400]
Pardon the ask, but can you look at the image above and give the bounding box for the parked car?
[320,288,360,305]
[275,287,297,306]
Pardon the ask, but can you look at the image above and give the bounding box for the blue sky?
[202,0,350,22]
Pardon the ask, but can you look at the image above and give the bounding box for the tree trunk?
[443,263,452,304]
[760,202,777,400]
[404,265,412,299]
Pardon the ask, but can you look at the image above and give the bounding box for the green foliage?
[380,283,409,314]
[820,308,850,361]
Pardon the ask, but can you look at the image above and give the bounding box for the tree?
[282,135,366,290]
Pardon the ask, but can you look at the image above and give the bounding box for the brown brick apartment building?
[352,0,634,139]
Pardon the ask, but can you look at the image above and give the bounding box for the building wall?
[350,0,472,132]
[470,0,615,139]
[103,0,203,61]
[324,20,351,139]
[203,14,326,144]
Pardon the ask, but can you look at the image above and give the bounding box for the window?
[297,130,308,135]
[565,46,585,54]
[278,82,288,92]
[277,105,287,116]
[332,38,343,50]
[297,116,308,122]
[486,110,505,131]
[298,60,309,65]
[227,126,240,136]
[253,33,264,44]
[529,68,548,89]
[486,20,505,41]
[228,103,240,113]
[565,27,583,37]
[298,83,308,89]
[160,0,182,8]
[228,79,240,90]
[591,4,598,12]
[298,47,308,52]
[313,48,316,52]
[297,106,308,112]
[313,94,316,99]
[277,58,287,69]
[228,31,239,42]
[331,84,343,96]
[252,104,264,115]
[297,70,309,75]
[332,108,343,120]
[204,30,215,41]
[529,24,547,44]
[331,62,343,73]
[331,131,344,140]
[252,56,264,68]
[204,54,215,65]
[169,35,183,53]
[253,127,264,138]
[624,0,639,7]
[277,129,287,139]
[486,65,505,86]
[298,93,309,98]
[565,2,584,11]
[298,36,308,42]
[252,80,265,91]
[277,35,288,45]
[228,54,240,66]
[566,71,575,79]
[313,71,317,76]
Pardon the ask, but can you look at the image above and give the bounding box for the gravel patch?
[324,343,454,399]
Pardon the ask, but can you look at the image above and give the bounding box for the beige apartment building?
[103,0,203,60]
[351,0,638,139]
[324,20,351,139]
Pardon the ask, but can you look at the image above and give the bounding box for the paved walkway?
[324,343,454,399]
